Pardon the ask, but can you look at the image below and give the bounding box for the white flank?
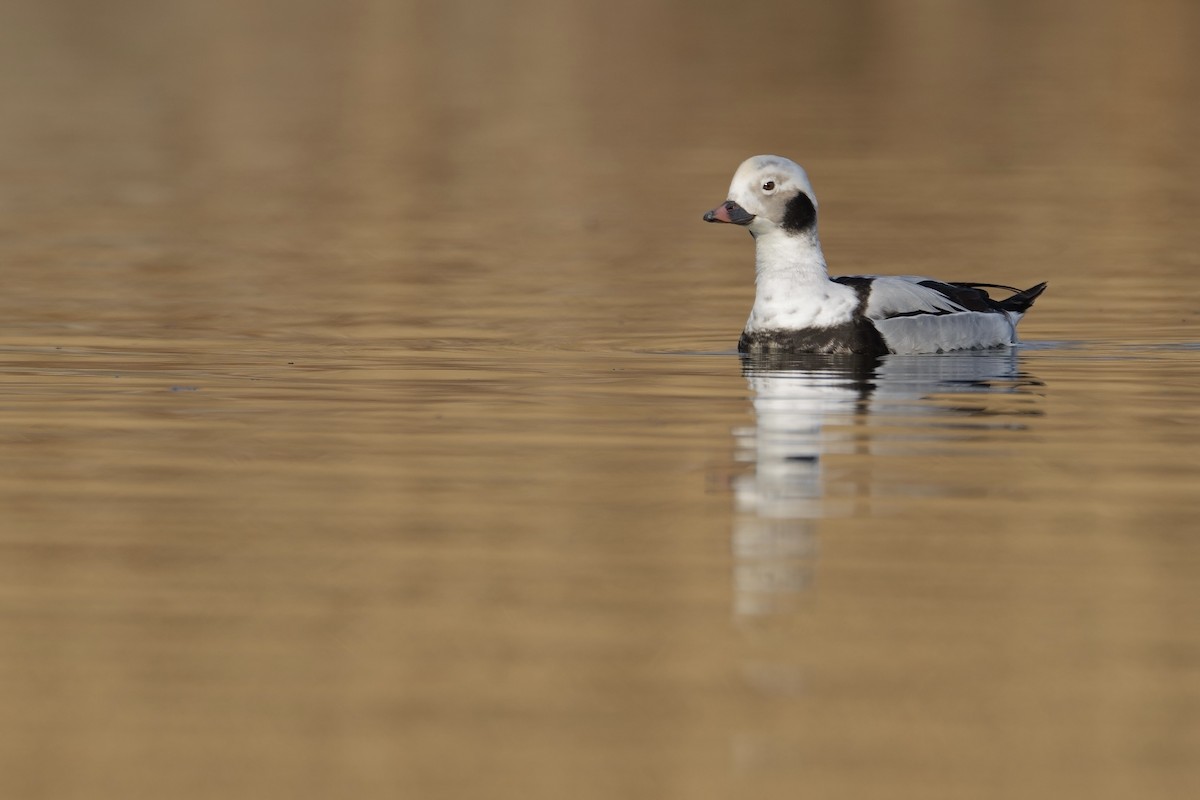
[875,311,1019,354]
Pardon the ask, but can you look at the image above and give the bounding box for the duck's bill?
[703,200,755,225]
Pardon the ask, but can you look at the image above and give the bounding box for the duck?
[703,155,1046,356]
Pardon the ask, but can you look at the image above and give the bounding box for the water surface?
[1,1,1198,798]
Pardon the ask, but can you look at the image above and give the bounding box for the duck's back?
[858,276,1046,354]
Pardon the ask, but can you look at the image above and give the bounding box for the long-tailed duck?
[704,155,1046,356]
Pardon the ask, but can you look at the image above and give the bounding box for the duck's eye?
[762,181,776,192]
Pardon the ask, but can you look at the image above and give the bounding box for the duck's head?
[702,155,818,238]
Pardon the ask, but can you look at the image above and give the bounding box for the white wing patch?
[860,276,968,319]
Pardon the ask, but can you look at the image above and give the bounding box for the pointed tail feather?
[998,281,1047,314]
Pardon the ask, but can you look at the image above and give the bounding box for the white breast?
[745,274,860,333]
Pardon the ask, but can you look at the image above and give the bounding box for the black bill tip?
[703,200,755,225]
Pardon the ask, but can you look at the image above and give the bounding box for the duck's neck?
[746,230,859,332]
[753,229,830,283]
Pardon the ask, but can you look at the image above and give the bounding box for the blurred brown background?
[0,1,1197,799]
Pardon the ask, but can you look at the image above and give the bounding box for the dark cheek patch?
[781,193,817,232]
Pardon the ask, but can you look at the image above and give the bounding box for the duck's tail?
[998,281,1048,314]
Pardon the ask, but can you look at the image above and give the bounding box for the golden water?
[1,1,1198,798]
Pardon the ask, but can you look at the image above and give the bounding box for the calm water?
[1,1,1198,798]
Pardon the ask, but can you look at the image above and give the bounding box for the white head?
[703,155,819,239]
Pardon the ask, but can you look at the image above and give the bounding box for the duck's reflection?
[732,350,1042,619]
